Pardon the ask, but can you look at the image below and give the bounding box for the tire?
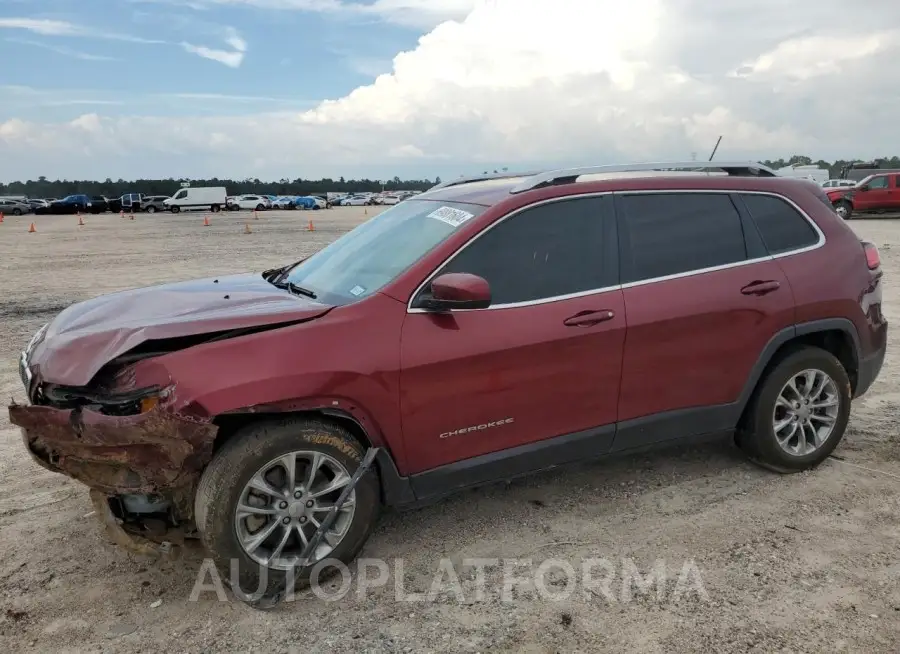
[736,346,851,473]
[313,205,320,210]
[12,208,21,216]
[170,206,180,214]
[195,417,380,603]
[834,200,852,220]
[256,204,265,212]
[146,205,157,214]
[211,204,221,213]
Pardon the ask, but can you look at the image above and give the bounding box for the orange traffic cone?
[28,222,36,233]
[307,219,315,231]
[119,210,124,218]
[203,216,210,227]
[244,223,252,234]
[0,212,4,223]
[78,215,85,226]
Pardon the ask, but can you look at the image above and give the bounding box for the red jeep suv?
[10,162,887,601]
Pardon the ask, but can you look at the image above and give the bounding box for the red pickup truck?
[827,172,900,219]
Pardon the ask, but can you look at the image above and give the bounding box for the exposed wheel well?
[212,410,373,453]
[211,410,392,501]
[738,328,858,428]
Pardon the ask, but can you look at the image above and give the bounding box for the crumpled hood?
[27,273,332,387]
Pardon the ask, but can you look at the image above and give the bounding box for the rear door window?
[617,193,747,283]
[740,194,819,255]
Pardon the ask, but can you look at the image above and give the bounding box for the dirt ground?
[0,207,898,653]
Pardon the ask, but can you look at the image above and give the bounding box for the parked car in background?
[827,172,900,219]
[342,195,373,206]
[90,196,111,213]
[0,198,32,215]
[164,187,227,213]
[229,194,271,211]
[38,195,92,215]
[822,179,856,189]
[271,196,296,210]
[141,195,170,214]
[117,194,144,214]
[292,196,318,210]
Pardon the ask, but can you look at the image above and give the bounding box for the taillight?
[862,241,880,270]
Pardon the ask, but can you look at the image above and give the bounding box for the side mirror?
[859,184,869,192]
[420,273,491,311]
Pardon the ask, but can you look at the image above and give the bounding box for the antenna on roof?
[708,136,723,162]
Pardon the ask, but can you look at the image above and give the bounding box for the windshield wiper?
[274,280,318,299]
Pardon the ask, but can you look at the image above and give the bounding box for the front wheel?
[146,205,157,214]
[12,208,22,216]
[194,418,380,602]
[834,200,853,220]
[170,206,180,213]
[736,347,851,473]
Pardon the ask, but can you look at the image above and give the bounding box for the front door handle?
[741,280,781,296]
[564,309,615,327]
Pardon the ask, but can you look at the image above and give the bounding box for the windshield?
[282,199,485,304]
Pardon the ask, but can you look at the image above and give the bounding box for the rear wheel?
[146,205,157,214]
[211,204,221,213]
[834,200,852,220]
[12,208,21,216]
[737,347,851,472]
[195,417,380,603]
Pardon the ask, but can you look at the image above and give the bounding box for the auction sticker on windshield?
[428,206,475,228]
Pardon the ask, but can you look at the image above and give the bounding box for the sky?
[1,0,899,182]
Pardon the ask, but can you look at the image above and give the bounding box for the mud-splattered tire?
[736,346,851,473]
[194,417,380,604]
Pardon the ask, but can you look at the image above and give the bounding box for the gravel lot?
[0,207,898,653]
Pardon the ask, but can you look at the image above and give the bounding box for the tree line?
[0,175,442,199]
[3,156,900,199]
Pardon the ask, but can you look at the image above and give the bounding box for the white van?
[163,187,227,213]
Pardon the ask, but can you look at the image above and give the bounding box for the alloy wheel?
[772,368,840,456]
[234,450,356,570]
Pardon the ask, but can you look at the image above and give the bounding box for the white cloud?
[149,0,476,28]
[0,16,166,44]
[7,37,118,61]
[3,0,900,181]
[181,26,247,67]
[0,18,78,35]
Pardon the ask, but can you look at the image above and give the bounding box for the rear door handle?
[741,280,781,296]
[563,309,616,327]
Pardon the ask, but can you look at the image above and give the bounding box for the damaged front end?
[11,355,218,557]
[10,273,334,557]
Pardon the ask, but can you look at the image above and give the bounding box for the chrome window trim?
[406,189,825,313]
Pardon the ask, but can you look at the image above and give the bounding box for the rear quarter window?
[740,194,819,255]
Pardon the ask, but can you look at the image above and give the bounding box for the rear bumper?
[855,346,886,398]
[8,402,217,496]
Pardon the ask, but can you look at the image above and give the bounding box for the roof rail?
[509,161,777,194]
[428,171,541,191]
